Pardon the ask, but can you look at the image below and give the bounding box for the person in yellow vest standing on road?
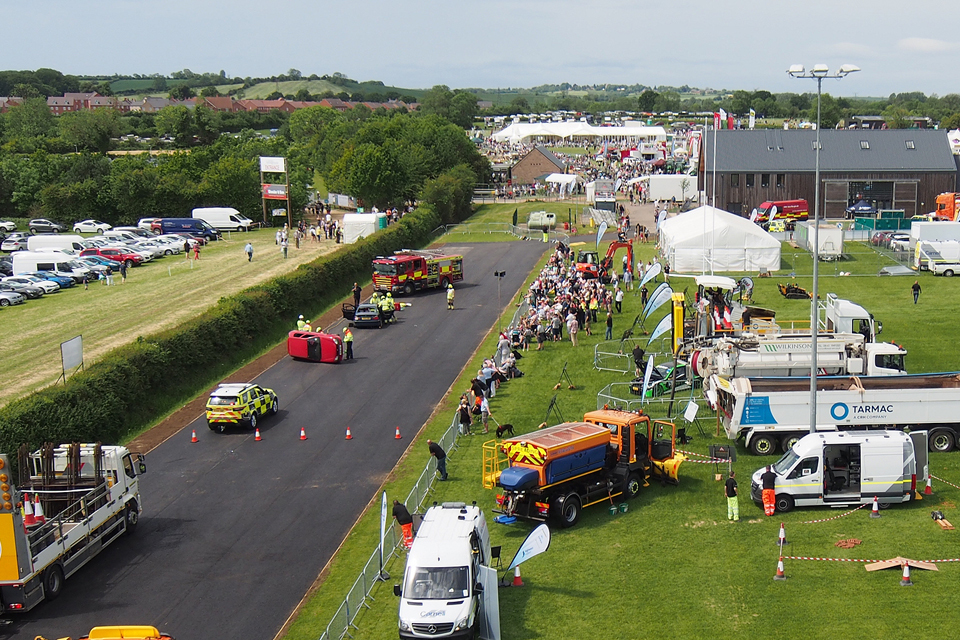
[385,292,396,322]
[303,319,313,332]
[446,283,455,310]
[297,315,306,330]
[343,327,354,360]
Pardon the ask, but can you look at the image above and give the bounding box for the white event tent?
[659,205,780,273]
[491,122,666,145]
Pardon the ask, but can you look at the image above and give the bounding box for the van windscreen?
[403,566,469,599]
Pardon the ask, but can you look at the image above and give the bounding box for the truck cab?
[395,503,492,640]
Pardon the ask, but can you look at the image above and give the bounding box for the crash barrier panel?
[318,413,461,640]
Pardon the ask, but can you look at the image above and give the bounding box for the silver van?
[750,430,927,512]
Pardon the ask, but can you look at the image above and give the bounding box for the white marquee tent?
[491,122,666,145]
[659,205,780,273]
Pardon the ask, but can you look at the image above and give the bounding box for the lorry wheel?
[749,435,778,456]
[930,430,955,453]
[125,501,139,534]
[556,494,581,528]
[624,473,642,499]
[775,494,795,513]
[780,434,800,452]
[249,412,258,430]
[43,565,64,601]
[945,270,955,277]
[403,283,414,295]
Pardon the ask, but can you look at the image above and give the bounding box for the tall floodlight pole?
[494,270,506,335]
[788,64,860,435]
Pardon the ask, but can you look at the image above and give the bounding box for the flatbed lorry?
[0,443,145,612]
[491,410,683,528]
[709,372,960,455]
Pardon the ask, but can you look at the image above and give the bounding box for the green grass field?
[283,219,960,640]
[0,228,339,407]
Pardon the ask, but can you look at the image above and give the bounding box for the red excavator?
[576,239,634,283]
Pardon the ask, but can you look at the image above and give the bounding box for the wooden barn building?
[699,129,958,218]
[509,146,567,185]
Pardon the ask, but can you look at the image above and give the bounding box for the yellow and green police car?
[206,382,279,433]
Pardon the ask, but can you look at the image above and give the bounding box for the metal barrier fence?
[435,222,571,244]
[317,412,461,640]
[593,336,672,373]
[596,382,703,420]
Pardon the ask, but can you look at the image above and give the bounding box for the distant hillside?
[232,79,422,100]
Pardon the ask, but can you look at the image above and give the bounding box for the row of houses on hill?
[0,93,418,115]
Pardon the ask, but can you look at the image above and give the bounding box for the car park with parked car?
[28,218,66,233]
[80,247,145,268]
[1,232,32,252]
[350,302,385,329]
[3,274,60,293]
[0,288,25,307]
[0,220,16,233]
[0,281,43,299]
[30,270,76,287]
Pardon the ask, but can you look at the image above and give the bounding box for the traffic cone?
[512,565,524,587]
[776,522,789,546]
[300,427,308,441]
[924,476,933,495]
[23,493,35,527]
[191,429,199,443]
[394,426,402,440]
[33,494,45,524]
[345,426,352,440]
[870,496,881,518]
[255,428,262,441]
[773,557,787,581]
[900,563,913,586]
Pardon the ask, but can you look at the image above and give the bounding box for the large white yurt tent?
[659,205,780,273]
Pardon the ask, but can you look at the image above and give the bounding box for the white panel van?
[192,207,253,232]
[26,234,87,252]
[12,251,92,281]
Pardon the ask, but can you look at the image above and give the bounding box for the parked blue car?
[29,271,76,288]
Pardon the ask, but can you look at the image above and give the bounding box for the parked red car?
[287,330,343,363]
[79,247,144,268]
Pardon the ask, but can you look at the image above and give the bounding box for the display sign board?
[262,184,288,199]
[271,208,287,217]
[259,156,286,173]
[61,335,83,372]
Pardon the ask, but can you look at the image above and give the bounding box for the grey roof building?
[699,129,958,218]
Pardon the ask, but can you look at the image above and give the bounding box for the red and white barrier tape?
[931,474,960,491]
[676,450,729,464]
[784,556,960,564]
[797,503,867,524]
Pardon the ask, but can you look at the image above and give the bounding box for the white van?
[750,430,927,512]
[27,234,87,252]
[394,502,497,640]
[192,207,253,232]
[12,251,92,280]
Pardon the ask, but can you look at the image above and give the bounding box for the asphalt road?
[6,240,546,640]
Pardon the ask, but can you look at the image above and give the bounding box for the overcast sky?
[3,0,958,97]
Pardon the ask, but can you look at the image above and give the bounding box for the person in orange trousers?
[393,500,414,549]
[761,465,777,516]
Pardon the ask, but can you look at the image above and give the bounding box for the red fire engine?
[372,250,464,295]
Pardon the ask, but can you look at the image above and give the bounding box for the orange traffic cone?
[300,427,308,441]
[773,557,787,581]
[512,565,524,587]
[23,493,35,527]
[345,426,352,440]
[191,429,199,443]
[870,496,881,518]
[924,476,933,495]
[34,494,45,524]
[255,428,262,441]
[394,426,402,440]
[776,522,788,546]
[900,563,913,586]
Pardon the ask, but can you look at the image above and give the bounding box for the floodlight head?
[812,64,829,77]
[838,64,861,76]
[787,64,805,76]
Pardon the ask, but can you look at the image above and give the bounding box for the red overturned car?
[287,330,343,363]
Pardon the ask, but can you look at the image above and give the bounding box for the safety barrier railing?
[596,381,703,419]
[317,413,461,640]
[433,223,570,244]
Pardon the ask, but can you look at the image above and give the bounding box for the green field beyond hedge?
[284,206,960,640]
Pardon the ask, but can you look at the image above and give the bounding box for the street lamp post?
[494,270,506,335]
[788,64,860,435]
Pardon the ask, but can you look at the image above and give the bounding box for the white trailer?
[0,443,146,612]
[910,221,960,250]
[794,221,843,260]
[709,372,960,456]
[690,332,906,379]
[640,175,693,202]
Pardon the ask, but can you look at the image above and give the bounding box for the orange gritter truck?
[489,410,684,528]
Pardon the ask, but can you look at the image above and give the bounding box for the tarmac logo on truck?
[830,402,894,421]
[504,441,547,465]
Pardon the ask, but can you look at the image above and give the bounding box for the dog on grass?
[496,423,515,439]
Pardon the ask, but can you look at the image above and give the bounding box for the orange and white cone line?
[784,555,960,563]
[798,503,868,524]
[345,427,352,440]
[34,494,45,524]
[776,522,788,546]
[255,428,262,441]
[870,496,881,518]
[394,426,402,439]
[191,429,199,443]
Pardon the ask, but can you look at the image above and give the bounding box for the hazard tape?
[784,556,960,564]
[676,450,729,464]
[797,503,867,524]
[931,474,960,491]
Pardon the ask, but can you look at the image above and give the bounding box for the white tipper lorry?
[709,372,960,456]
[0,443,145,613]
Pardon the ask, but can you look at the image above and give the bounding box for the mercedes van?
[750,430,927,512]
[394,502,496,640]
[192,207,254,232]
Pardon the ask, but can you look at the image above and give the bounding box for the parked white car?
[3,274,60,293]
[888,233,911,251]
[0,220,16,232]
[132,240,167,258]
[73,220,112,234]
[151,236,183,254]
[138,218,159,230]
